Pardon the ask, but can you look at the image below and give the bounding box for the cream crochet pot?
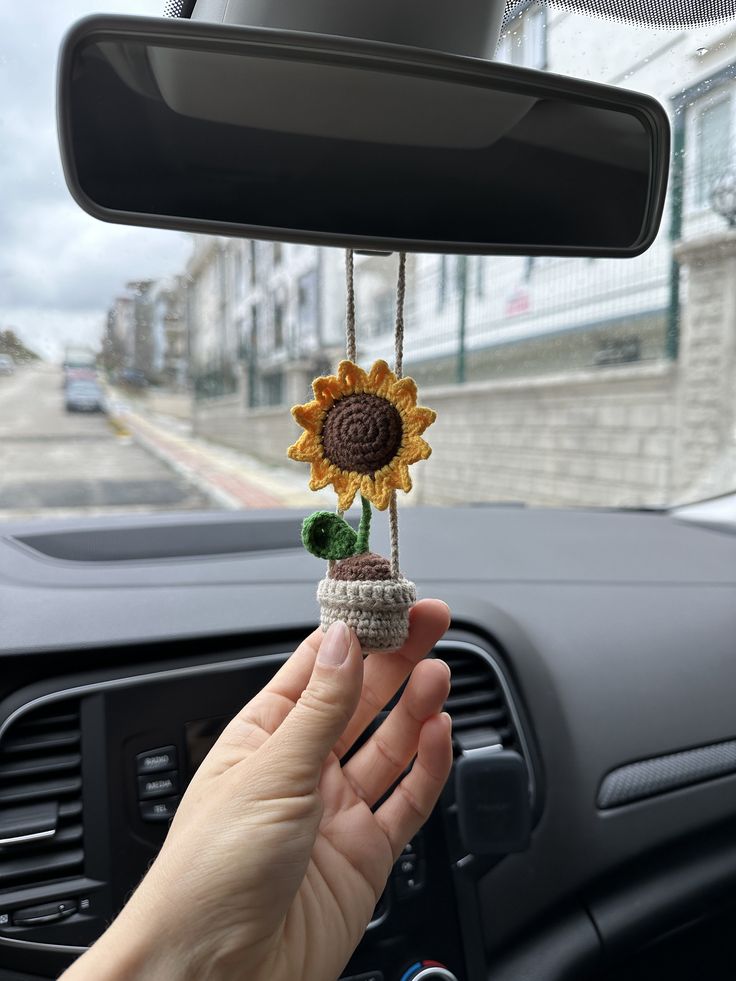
[317,576,417,652]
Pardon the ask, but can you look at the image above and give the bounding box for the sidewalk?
[112,397,334,511]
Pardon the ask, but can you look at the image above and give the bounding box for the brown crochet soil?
[331,552,392,581]
[321,393,403,475]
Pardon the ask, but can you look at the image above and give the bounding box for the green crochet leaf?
[301,511,357,560]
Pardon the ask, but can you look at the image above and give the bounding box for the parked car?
[0,354,15,375]
[64,378,105,413]
[119,367,148,389]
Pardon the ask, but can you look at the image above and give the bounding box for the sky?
[0,1,192,360]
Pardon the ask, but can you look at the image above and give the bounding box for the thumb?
[265,620,363,789]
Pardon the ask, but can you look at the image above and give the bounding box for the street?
[0,364,211,516]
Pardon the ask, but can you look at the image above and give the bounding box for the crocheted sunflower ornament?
[287,252,436,652]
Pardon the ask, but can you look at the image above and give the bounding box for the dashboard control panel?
[0,651,468,980]
[136,746,181,821]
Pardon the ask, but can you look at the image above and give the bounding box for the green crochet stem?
[355,496,371,554]
[301,496,372,561]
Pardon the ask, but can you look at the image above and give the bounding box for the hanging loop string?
[394,252,406,379]
[331,249,358,576]
[389,252,407,579]
[345,248,357,364]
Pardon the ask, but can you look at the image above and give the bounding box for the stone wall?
[672,233,736,502]
[411,363,675,508]
[145,391,193,422]
[194,396,300,463]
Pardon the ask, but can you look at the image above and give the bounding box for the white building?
[186,236,350,404]
[152,276,189,389]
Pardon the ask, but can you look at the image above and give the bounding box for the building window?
[438,255,448,309]
[372,290,395,335]
[475,257,485,298]
[694,96,731,209]
[297,270,319,345]
[262,372,284,406]
[249,241,258,286]
[273,300,285,350]
[236,246,246,298]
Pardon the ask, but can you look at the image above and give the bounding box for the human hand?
[62,599,452,981]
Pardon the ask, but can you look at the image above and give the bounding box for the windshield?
[2,0,736,519]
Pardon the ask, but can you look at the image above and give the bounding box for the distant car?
[65,378,105,413]
[63,366,96,389]
[119,368,148,389]
[0,355,15,375]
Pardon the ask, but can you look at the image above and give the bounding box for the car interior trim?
[0,831,57,850]
[597,737,736,808]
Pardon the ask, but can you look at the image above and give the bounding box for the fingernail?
[441,711,453,731]
[318,620,350,667]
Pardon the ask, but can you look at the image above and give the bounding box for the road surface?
[0,364,211,516]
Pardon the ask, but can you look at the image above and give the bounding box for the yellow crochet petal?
[364,473,393,511]
[337,359,369,392]
[288,431,320,462]
[404,405,437,437]
[308,457,335,490]
[390,377,419,411]
[402,436,432,465]
[312,375,343,406]
[292,401,323,431]
[394,462,413,493]
[333,471,360,511]
[367,359,396,397]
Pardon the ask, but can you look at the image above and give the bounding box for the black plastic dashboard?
[1,505,736,981]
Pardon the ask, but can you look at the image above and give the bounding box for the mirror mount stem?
[190,0,507,61]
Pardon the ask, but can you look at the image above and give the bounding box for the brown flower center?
[321,393,403,475]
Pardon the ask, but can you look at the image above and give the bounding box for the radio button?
[137,746,177,774]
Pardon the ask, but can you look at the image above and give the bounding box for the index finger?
[334,598,450,758]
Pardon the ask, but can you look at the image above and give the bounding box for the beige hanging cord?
[389,253,407,579]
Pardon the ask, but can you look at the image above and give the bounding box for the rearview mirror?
[58,15,670,256]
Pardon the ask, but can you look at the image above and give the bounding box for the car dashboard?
[1,505,736,981]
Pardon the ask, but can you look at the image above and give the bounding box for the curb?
[123,412,243,510]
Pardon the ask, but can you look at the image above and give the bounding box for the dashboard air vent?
[0,699,84,892]
[442,644,520,752]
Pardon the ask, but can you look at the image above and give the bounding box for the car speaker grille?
[0,700,84,891]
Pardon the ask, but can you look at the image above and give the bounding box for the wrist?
[60,878,202,981]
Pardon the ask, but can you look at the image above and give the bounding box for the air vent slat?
[0,847,84,889]
[0,775,82,805]
[442,646,520,752]
[0,698,84,901]
[13,712,78,733]
[445,690,502,712]
[58,800,82,820]
[2,731,80,755]
[452,708,510,731]
[0,753,81,779]
[447,672,496,691]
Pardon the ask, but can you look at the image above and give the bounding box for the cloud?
[0,0,192,360]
